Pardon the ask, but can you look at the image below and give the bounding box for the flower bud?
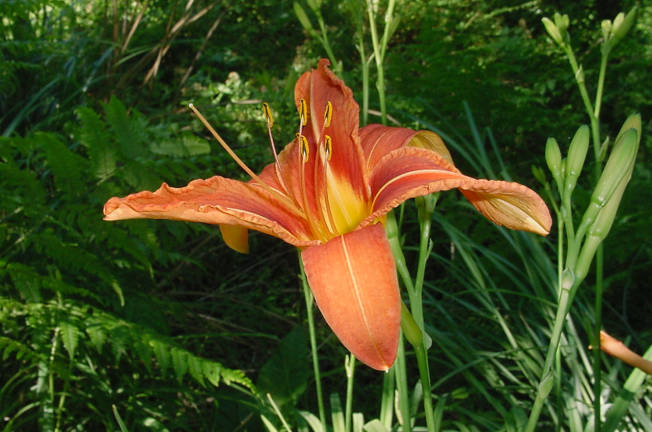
[545,137,562,187]
[531,165,547,185]
[612,7,637,45]
[601,19,612,41]
[542,17,563,45]
[401,303,423,348]
[563,125,589,201]
[554,12,569,34]
[605,7,637,52]
[592,128,638,205]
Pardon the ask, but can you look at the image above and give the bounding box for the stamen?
[317,134,337,236]
[262,103,289,195]
[295,133,328,240]
[324,135,332,161]
[188,103,304,217]
[189,103,259,181]
[297,133,310,162]
[262,102,274,127]
[323,101,332,128]
[299,98,308,126]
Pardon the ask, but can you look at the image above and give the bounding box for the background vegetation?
[1,0,649,430]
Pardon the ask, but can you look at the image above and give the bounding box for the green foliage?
[257,326,310,408]
[0,98,262,430]
[1,0,649,430]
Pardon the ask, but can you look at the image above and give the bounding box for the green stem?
[415,343,435,432]
[386,209,437,432]
[593,246,604,432]
[379,367,395,428]
[395,334,412,432]
[589,45,609,432]
[525,282,575,432]
[366,0,387,124]
[299,254,326,427]
[344,354,356,432]
[358,41,370,126]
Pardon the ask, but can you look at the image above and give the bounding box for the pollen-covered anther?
[297,133,310,161]
[324,101,332,128]
[262,102,274,127]
[299,98,308,126]
[324,135,332,161]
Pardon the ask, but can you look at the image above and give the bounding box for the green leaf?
[363,419,389,432]
[152,340,170,374]
[171,347,189,382]
[103,96,147,159]
[36,132,85,193]
[76,106,116,180]
[294,2,314,32]
[149,134,210,157]
[256,326,309,407]
[298,411,325,432]
[60,321,79,359]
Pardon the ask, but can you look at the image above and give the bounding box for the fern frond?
[76,106,116,181]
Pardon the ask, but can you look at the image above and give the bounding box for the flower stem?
[395,334,412,432]
[299,254,326,427]
[344,354,356,432]
[386,209,437,432]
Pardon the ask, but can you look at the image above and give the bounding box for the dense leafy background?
[1,0,649,430]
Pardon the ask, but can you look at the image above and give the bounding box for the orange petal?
[301,224,400,371]
[363,147,552,236]
[294,59,369,202]
[103,176,317,247]
[360,126,453,171]
[220,224,249,253]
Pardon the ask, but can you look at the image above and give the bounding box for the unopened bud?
[401,303,423,348]
[542,17,563,45]
[545,137,562,187]
[531,165,547,185]
[601,19,612,40]
[592,128,638,206]
[610,7,637,49]
[563,125,589,200]
[554,12,569,33]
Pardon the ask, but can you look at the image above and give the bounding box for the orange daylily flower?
[104,59,552,371]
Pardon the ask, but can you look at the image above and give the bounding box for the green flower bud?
[545,137,562,189]
[542,17,563,45]
[563,125,589,201]
[615,113,641,148]
[612,7,637,44]
[591,128,638,213]
[531,165,547,185]
[401,303,422,348]
[601,19,612,41]
[607,7,637,51]
[554,12,569,33]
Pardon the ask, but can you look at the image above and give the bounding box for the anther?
[299,98,308,126]
[297,134,309,161]
[262,102,274,127]
[323,101,332,128]
[324,135,332,161]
